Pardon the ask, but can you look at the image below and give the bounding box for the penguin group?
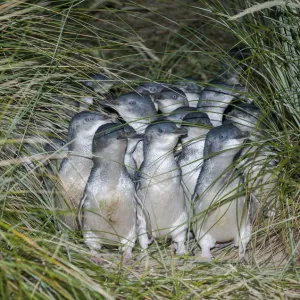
[18,48,277,262]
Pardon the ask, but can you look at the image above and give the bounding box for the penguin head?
[182,112,213,139]
[83,74,114,93]
[173,79,202,94]
[92,123,127,155]
[155,87,189,114]
[110,92,156,120]
[68,111,114,142]
[144,119,187,150]
[204,123,249,157]
[123,124,143,141]
[226,104,260,133]
[221,47,251,84]
[44,138,66,152]
[135,82,164,95]
[167,106,197,125]
[182,112,212,127]
[123,124,143,153]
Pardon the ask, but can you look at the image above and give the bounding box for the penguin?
[166,106,197,127]
[155,87,189,114]
[83,74,115,94]
[57,111,115,230]
[196,80,247,127]
[192,124,250,258]
[220,47,252,86]
[173,78,202,108]
[44,137,67,172]
[123,124,143,181]
[179,112,213,202]
[81,123,137,263]
[136,120,188,254]
[226,104,278,218]
[102,92,157,169]
[226,103,260,133]
[80,74,116,111]
[103,92,157,134]
[135,82,165,110]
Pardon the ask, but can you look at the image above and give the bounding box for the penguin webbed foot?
[121,248,134,265]
[89,250,106,266]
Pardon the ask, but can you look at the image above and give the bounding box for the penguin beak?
[129,133,144,140]
[99,99,119,109]
[154,94,165,102]
[235,131,249,140]
[136,86,146,94]
[172,127,187,136]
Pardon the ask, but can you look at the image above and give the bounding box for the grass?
[0,0,299,299]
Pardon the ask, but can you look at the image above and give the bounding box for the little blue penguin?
[155,87,189,114]
[123,124,143,181]
[197,80,247,127]
[179,112,213,202]
[220,47,251,85]
[135,82,165,110]
[136,120,188,254]
[192,124,250,258]
[227,104,279,218]
[83,74,115,94]
[81,123,137,263]
[57,111,115,230]
[80,74,115,110]
[226,103,260,133]
[44,137,67,172]
[173,78,202,107]
[102,92,157,169]
[166,106,197,127]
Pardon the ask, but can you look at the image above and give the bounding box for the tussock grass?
[0,0,299,298]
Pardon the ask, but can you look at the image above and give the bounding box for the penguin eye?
[150,87,156,92]
[219,134,224,139]
[158,128,163,134]
[129,101,136,105]
[85,117,93,122]
[182,83,187,87]
[172,94,177,99]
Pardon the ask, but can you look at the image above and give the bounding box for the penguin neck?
[124,121,148,134]
[199,153,236,188]
[93,146,126,173]
[126,139,141,154]
[144,144,176,167]
[68,139,93,158]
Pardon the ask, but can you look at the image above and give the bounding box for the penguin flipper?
[134,184,152,240]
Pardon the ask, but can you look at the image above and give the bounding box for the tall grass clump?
[0,0,299,299]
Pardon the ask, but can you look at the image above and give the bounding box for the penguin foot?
[121,249,133,265]
[215,242,232,249]
[91,255,106,265]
